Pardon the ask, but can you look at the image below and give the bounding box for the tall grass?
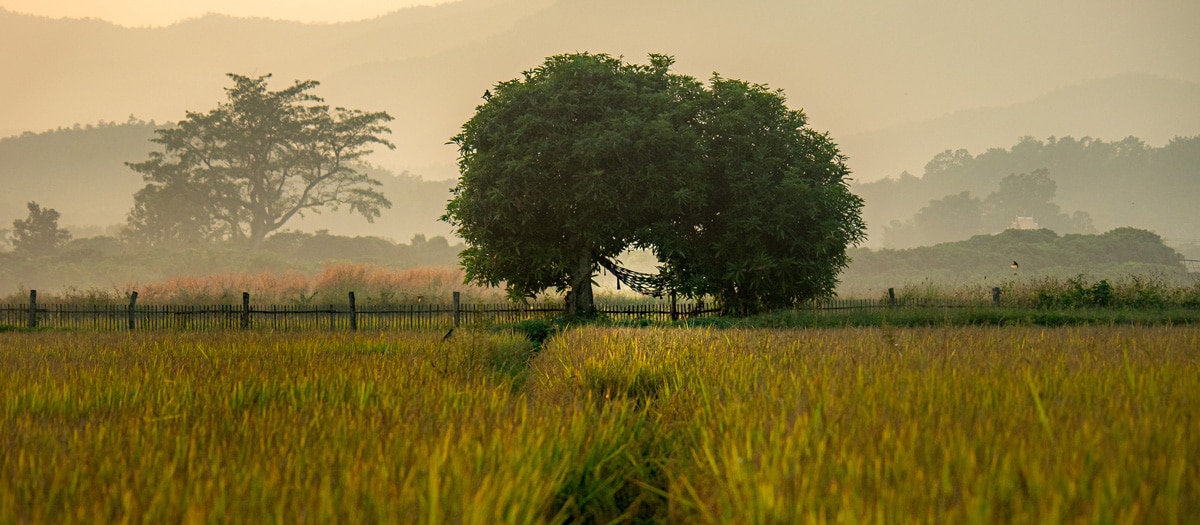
[1,330,563,523]
[3,326,1198,522]
[1,264,510,305]
[882,273,1200,310]
[532,326,1200,522]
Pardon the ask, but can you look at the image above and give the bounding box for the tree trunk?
[248,218,269,248]
[566,248,595,319]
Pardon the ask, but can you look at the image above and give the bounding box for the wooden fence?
[1,287,1004,332]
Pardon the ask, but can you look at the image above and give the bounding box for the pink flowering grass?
[3,264,508,305]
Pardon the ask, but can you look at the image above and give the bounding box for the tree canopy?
[444,53,707,315]
[125,74,394,246]
[9,201,72,256]
[647,76,866,314]
[444,53,865,316]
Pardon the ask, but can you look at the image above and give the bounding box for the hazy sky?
[0,0,445,26]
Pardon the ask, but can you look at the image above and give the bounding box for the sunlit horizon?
[0,0,448,27]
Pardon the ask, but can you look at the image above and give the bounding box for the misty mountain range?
[2,0,1198,246]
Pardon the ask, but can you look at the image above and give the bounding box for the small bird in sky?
[482,89,491,100]
[1011,261,1019,269]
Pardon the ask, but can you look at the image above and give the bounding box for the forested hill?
[0,122,456,241]
[839,227,1189,297]
[837,74,1200,181]
[854,135,1200,251]
[0,120,156,226]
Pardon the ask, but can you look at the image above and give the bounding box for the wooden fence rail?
[1,287,1005,332]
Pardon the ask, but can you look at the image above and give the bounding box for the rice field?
[2,325,1197,523]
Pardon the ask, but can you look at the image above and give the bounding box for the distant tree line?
[857,135,1200,249]
[882,168,1096,247]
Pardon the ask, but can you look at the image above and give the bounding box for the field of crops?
[2,325,1197,523]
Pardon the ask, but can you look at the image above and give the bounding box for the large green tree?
[445,53,865,316]
[125,74,394,246]
[444,53,706,316]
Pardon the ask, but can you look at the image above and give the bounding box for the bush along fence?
[2,287,1010,332]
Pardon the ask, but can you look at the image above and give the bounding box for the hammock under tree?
[598,257,673,298]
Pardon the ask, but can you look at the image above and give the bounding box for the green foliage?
[510,318,558,346]
[1026,273,1190,310]
[445,53,706,316]
[125,74,395,246]
[446,53,865,317]
[1034,278,1114,308]
[9,202,71,256]
[647,76,866,315]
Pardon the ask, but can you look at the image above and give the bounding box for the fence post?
[241,292,251,330]
[28,289,37,329]
[888,288,896,308]
[453,291,461,327]
[992,287,1001,307]
[349,291,357,331]
[127,291,138,331]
